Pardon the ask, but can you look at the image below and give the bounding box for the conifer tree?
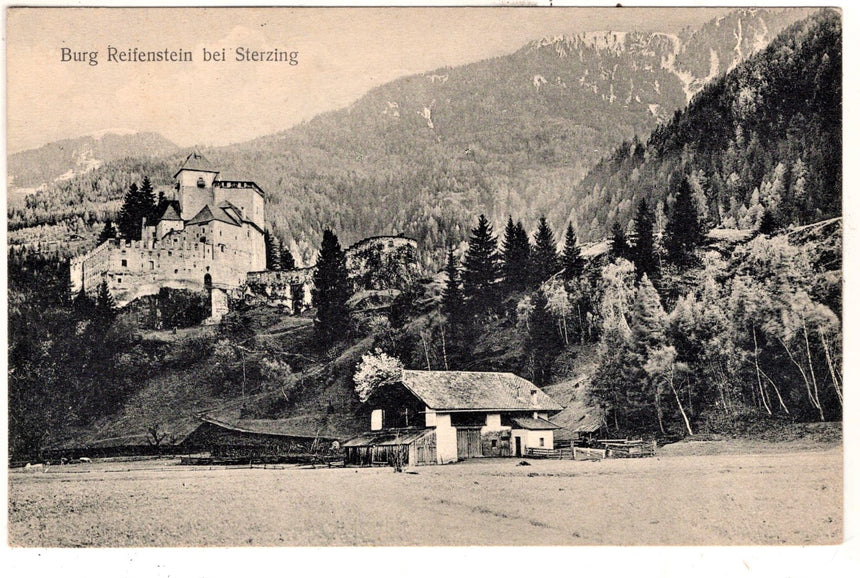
[526,289,562,386]
[93,279,117,329]
[610,221,629,261]
[630,274,670,432]
[664,177,704,267]
[139,176,158,223]
[312,229,351,346]
[462,214,500,315]
[281,247,296,271]
[532,216,559,285]
[117,181,157,240]
[501,216,531,292]
[97,220,117,244]
[561,223,585,280]
[265,230,283,271]
[631,199,659,279]
[442,249,465,321]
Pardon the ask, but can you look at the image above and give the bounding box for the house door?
[514,436,522,457]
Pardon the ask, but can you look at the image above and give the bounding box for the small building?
[181,415,339,461]
[343,370,563,466]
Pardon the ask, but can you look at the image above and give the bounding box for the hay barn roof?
[400,370,563,412]
[199,415,340,440]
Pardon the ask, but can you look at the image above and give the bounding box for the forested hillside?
[8,9,807,267]
[567,10,840,240]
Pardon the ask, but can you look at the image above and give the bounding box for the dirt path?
[8,446,841,546]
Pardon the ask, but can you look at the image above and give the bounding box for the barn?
[181,415,340,461]
[343,370,563,466]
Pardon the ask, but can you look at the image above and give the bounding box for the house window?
[539,437,545,447]
[121,259,127,267]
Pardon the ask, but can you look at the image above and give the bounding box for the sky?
[5,6,739,154]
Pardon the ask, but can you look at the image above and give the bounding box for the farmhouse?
[343,370,563,466]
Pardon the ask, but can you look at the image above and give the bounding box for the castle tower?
[173,151,218,221]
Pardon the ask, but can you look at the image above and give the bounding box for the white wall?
[435,413,458,464]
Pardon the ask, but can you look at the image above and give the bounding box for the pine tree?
[139,176,158,223]
[462,214,500,315]
[561,223,585,280]
[629,274,670,433]
[281,247,296,271]
[758,208,778,235]
[610,221,629,261]
[631,199,659,279]
[265,230,283,271]
[311,229,351,346]
[442,249,465,321]
[501,216,531,292]
[526,290,562,386]
[93,279,117,329]
[117,181,157,240]
[664,177,704,267]
[532,216,559,285]
[97,220,117,244]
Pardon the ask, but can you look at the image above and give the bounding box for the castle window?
[117,277,122,284]
[149,261,155,271]
[168,251,172,256]
[121,259,127,267]
[174,269,178,274]
[121,250,127,255]
[221,245,225,253]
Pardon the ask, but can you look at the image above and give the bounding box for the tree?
[442,249,465,321]
[312,229,351,346]
[631,199,659,279]
[281,247,296,271]
[501,217,531,292]
[630,274,671,433]
[610,221,629,261]
[758,208,778,235]
[117,181,156,240]
[526,290,562,386]
[461,214,500,316]
[139,176,158,224]
[561,222,585,280]
[93,279,117,329]
[354,348,404,403]
[265,230,283,270]
[532,216,559,285]
[664,177,704,267]
[97,220,117,244]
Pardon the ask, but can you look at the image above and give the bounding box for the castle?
[70,153,421,321]
[70,153,267,310]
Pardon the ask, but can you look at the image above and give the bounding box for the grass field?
[8,442,841,547]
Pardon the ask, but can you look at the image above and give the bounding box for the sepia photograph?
[4,2,849,565]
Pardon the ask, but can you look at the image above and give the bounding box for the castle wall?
[245,268,314,313]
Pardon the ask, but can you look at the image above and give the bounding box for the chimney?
[530,388,537,406]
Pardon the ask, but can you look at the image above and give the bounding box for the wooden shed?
[342,428,436,467]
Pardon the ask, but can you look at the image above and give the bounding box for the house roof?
[400,370,563,413]
[342,428,434,447]
[173,151,219,178]
[185,204,242,227]
[510,417,561,430]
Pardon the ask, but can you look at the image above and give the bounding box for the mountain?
[7,130,179,194]
[565,9,841,240]
[8,9,810,266]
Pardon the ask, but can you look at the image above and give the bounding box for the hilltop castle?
[70,153,421,322]
[70,153,267,310]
